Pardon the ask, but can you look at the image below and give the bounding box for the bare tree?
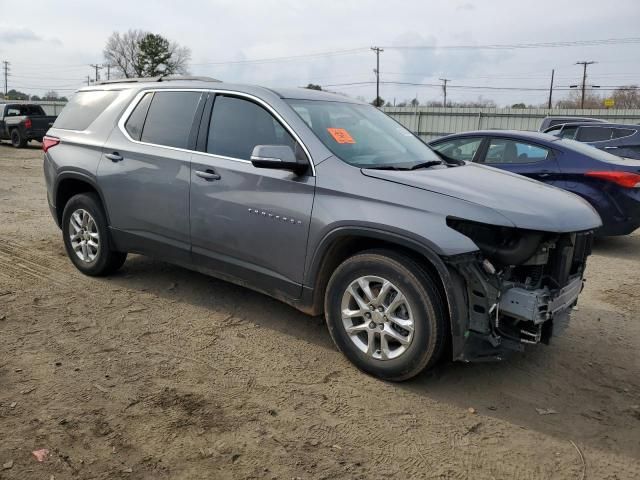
[103,30,190,78]
[612,85,640,109]
[555,90,603,108]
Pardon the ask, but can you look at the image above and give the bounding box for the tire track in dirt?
[0,240,70,286]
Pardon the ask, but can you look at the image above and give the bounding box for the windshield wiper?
[407,160,443,170]
[365,160,443,171]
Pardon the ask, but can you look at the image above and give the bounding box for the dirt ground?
[0,142,639,480]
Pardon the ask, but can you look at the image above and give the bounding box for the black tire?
[10,129,26,148]
[61,192,127,276]
[324,249,447,381]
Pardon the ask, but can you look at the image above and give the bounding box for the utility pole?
[371,47,384,107]
[547,69,554,109]
[2,61,9,97]
[87,75,91,86]
[439,78,450,107]
[89,63,103,83]
[104,63,111,81]
[576,61,596,109]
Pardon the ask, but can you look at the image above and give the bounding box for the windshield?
[286,100,442,169]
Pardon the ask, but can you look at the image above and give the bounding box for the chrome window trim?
[117,88,316,176]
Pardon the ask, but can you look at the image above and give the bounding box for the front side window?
[140,91,202,149]
[207,95,303,161]
[577,126,613,142]
[484,138,550,164]
[559,126,578,139]
[286,100,441,169]
[432,137,482,162]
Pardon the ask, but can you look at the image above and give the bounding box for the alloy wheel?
[340,275,415,360]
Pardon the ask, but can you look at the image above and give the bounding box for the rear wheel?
[324,249,447,381]
[61,193,127,276]
[10,129,26,148]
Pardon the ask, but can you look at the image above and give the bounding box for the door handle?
[604,146,618,150]
[195,169,221,181]
[105,152,123,162]
[538,173,551,178]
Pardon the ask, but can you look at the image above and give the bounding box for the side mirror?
[250,145,307,174]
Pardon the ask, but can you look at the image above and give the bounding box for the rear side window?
[140,91,201,149]
[484,138,550,164]
[125,92,153,140]
[53,91,119,130]
[207,95,301,161]
[577,127,613,142]
[612,128,636,139]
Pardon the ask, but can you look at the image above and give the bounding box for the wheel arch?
[304,227,466,349]
[54,172,110,227]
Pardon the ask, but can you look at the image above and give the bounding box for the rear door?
[98,89,205,261]
[189,93,315,299]
[478,136,561,184]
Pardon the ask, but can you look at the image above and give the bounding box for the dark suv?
[43,77,601,381]
[543,122,640,160]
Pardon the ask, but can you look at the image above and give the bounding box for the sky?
[1,0,640,106]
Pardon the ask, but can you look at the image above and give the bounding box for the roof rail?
[96,75,221,85]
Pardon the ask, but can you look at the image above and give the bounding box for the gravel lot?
[1,143,639,479]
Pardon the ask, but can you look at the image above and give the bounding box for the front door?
[189,94,315,299]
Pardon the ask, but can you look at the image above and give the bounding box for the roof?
[547,121,640,129]
[269,87,362,103]
[431,130,561,143]
[78,76,361,104]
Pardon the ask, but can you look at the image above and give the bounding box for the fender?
[304,225,469,353]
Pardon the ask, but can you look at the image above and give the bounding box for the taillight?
[585,171,640,188]
[42,136,60,153]
[24,118,32,129]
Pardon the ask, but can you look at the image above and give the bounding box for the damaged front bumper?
[446,255,585,362]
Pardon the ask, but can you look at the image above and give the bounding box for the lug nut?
[365,312,371,319]
[369,322,376,329]
[378,307,384,312]
[369,304,375,310]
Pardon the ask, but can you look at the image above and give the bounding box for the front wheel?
[324,249,447,381]
[61,193,127,276]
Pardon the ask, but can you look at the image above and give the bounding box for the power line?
[383,37,640,50]
[321,80,637,92]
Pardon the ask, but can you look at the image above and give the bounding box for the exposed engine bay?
[446,218,594,361]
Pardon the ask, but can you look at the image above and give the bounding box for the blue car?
[429,130,640,236]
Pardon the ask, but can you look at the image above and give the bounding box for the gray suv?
[43,77,601,381]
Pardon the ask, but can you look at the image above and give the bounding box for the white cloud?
[3,0,640,105]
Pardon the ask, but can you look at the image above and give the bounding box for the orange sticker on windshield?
[327,128,355,144]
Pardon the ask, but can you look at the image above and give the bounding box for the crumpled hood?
[362,163,602,232]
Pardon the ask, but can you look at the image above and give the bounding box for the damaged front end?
[445,218,594,362]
